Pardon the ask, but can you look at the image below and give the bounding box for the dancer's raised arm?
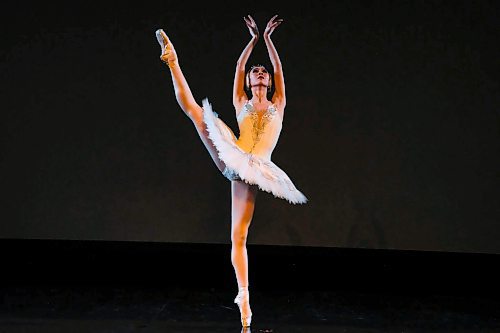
[263,15,286,111]
[233,15,258,111]
[156,29,203,121]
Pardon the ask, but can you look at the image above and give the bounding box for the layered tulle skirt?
[202,99,308,205]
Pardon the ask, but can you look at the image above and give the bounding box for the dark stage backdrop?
[1,1,498,254]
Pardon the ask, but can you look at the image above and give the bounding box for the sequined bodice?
[235,100,282,160]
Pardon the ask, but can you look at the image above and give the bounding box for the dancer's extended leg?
[156,29,228,175]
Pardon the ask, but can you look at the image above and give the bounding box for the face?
[247,66,270,88]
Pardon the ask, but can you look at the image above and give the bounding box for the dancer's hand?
[156,29,178,67]
[243,15,259,40]
[264,14,283,38]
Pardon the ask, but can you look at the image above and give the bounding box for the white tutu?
[202,98,308,205]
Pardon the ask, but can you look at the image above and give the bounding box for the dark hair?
[245,64,273,93]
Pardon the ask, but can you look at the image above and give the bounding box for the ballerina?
[156,14,307,328]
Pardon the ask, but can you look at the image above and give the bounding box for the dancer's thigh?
[231,180,259,230]
[190,113,226,173]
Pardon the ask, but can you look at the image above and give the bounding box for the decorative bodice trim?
[237,101,280,149]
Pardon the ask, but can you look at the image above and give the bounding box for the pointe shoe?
[155,28,167,50]
[234,287,252,327]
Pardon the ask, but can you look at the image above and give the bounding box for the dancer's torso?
[236,100,283,160]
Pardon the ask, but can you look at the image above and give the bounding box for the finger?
[248,15,256,24]
[243,16,250,25]
[270,14,278,22]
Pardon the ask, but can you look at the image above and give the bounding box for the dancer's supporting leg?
[231,180,258,322]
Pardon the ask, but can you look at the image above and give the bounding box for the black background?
[1,0,499,254]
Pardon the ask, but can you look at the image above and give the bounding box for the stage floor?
[1,284,499,332]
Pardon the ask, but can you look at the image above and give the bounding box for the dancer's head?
[245,64,272,94]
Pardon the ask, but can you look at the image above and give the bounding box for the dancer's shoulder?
[234,98,250,120]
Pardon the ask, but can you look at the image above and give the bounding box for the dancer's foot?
[234,286,252,327]
[155,29,177,66]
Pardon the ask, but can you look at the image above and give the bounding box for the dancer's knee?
[231,232,248,247]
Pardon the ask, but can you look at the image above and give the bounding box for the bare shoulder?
[272,97,286,120]
[234,97,248,117]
